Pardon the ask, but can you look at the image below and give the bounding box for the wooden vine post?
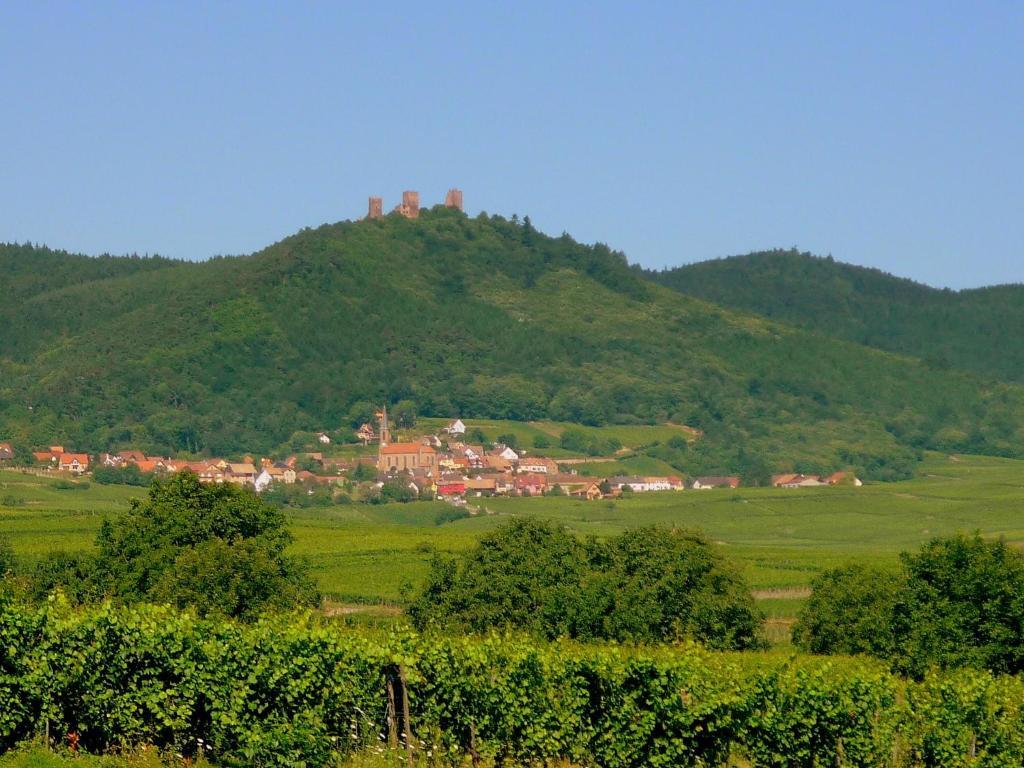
[385,671,399,750]
[385,663,416,764]
[400,665,415,765]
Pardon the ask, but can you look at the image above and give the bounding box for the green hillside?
[0,242,177,305]
[2,212,1024,480]
[643,248,1024,383]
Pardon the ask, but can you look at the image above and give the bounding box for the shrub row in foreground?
[1,601,1023,767]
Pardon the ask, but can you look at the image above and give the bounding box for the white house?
[445,419,466,436]
[461,444,485,462]
[607,476,686,492]
[58,453,90,475]
[607,476,645,491]
[492,445,519,461]
[254,468,274,493]
[317,432,331,445]
[518,459,552,474]
[636,476,680,491]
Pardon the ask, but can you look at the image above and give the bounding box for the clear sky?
[1,2,1021,289]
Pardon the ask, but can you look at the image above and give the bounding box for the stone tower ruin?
[394,190,420,219]
[365,188,463,220]
[444,188,464,211]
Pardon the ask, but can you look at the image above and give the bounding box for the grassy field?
[314,418,694,463]
[568,454,682,476]
[3,452,1023,641]
[414,417,695,451]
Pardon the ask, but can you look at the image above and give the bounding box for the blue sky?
[1,2,1021,288]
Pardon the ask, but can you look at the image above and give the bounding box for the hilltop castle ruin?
[367,188,463,220]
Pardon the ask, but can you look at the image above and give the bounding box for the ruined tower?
[393,190,420,219]
[367,196,383,219]
[444,188,464,211]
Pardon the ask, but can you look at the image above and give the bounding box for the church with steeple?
[375,404,437,472]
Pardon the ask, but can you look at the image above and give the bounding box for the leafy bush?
[578,527,764,649]
[409,519,764,649]
[408,518,589,638]
[901,669,1024,767]
[0,537,14,576]
[741,660,899,767]
[559,429,621,457]
[433,507,470,526]
[894,533,1024,676]
[2,601,1024,766]
[29,472,319,619]
[792,563,902,658]
[51,480,87,491]
[26,552,103,605]
[91,464,152,487]
[795,534,1024,676]
[367,480,417,505]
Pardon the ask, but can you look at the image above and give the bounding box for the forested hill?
[0,243,178,305]
[643,250,1024,384]
[2,211,1024,481]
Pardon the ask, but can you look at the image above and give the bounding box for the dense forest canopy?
[1,212,1023,480]
[643,249,1024,384]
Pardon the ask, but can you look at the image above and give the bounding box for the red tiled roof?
[380,443,436,455]
[515,473,547,487]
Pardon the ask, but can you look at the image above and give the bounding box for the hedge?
[2,600,1023,766]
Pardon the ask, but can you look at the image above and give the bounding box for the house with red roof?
[690,476,740,490]
[773,474,827,488]
[514,473,547,496]
[58,453,90,474]
[436,475,467,497]
[465,476,497,496]
[824,471,863,486]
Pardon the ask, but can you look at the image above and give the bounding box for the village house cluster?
[1,416,860,501]
[365,412,692,501]
[30,446,90,474]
